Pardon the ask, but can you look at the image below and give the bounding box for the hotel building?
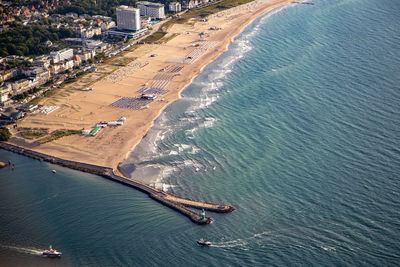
[116,5,141,31]
[136,1,165,19]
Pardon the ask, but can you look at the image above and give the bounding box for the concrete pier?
[0,142,234,224]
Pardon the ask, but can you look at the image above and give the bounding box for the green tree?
[0,127,11,141]
[0,23,74,57]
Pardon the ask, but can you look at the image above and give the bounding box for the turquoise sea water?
[1,0,400,265]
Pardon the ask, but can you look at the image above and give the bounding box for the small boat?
[52,170,56,173]
[197,238,211,246]
[42,245,62,257]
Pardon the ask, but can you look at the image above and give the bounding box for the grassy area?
[64,78,77,84]
[42,89,60,99]
[124,43,140,52]
[38,129,81,144]
[191,0,255,17]
[76,71,87,78]
[161,33,180,43]
[111,56,137,66]
[20,129,49,139]
[165,0,255,27]
[29,96,43,105]
[141,31,168,44]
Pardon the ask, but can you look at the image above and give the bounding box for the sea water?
[1,0,400,265]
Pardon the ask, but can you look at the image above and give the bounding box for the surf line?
[0,142,235,225]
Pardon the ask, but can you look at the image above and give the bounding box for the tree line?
[0,22,74,57]
[51,0,137,18]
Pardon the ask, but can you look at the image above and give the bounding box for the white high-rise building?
[169,2,181,13]
[137,1,165,19]
[116,5,140,31]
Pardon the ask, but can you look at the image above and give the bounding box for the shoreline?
[10,0,296,172]
[2,0,296,221]
[117,0,296,176]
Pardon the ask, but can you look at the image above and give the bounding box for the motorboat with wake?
[197,238,211,247]
[42,245,62,257]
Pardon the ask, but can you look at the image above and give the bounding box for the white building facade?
[169,2,181,13]
[81,27,101,39]
[0,85,11,103]
[50,48,74,64]
[183,0,196,9]
[137,2,165,19]
[116,5,141,31]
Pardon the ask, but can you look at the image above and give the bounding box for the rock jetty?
[0,142,235,224]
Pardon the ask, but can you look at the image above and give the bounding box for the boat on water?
[42,245,62,257]
[197,238,211,247]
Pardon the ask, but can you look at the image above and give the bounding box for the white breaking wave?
[172,143,201,154]
[207,69,228,81]
[183,95,219,114]
[198,95,219,110]
[202,81,220,92]
[185,128,196,139]
[190,146,201,155]
[202,117,219,128]
[321,246,337,251]
[184,117,219,138]
[153,182,176,192]
[259,4,294,25]
[122,0,296,187]
[153,128,173,148]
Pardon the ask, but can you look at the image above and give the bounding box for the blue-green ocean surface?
[1,0,400,265]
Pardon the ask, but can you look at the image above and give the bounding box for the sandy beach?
[11,0,295,174]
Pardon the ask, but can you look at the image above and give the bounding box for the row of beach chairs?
[110,97,152,110]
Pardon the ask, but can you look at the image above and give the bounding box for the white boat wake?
[1,245,43,256]
[208,239,248,248]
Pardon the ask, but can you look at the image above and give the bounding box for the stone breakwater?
[0,142,235,225]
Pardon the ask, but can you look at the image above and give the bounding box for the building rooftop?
[117,5,138,11]
[137,1,164,7]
